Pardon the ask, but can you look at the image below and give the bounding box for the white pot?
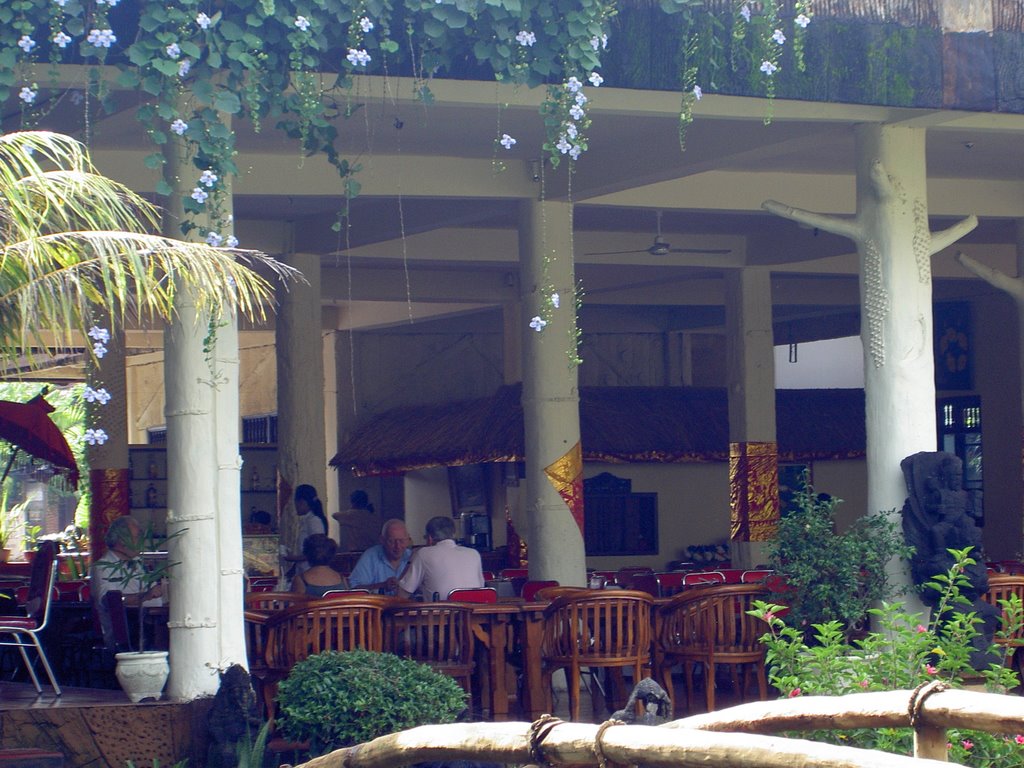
[115,651,169,703]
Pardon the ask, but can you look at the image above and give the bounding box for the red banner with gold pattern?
[729,441,779,542]
[545,441,584,536]
[89,467,129,560]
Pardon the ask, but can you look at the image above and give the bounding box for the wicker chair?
[656,582,769,713]
[540,588,653,721]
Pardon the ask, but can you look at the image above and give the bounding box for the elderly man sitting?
[347,519,413,595]
[397,516,483,601]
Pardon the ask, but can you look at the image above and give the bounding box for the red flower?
[788,687,802,698]
[962,740,973,750]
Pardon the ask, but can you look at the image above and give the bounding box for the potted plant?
[95,518,182,702]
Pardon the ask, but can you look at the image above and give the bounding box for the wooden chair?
[385,601,475,705]
[447,587,497,603]
[243,592,312,673]
[540,588,653,721]
[499,568,528,580]
[260,594,395,721]
[656,582,769,713]
[982,573,1024,676]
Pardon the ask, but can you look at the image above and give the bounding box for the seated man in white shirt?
[92,515,164,647]
[397,516,484,601]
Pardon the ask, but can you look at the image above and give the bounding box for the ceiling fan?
[585,210,732,257]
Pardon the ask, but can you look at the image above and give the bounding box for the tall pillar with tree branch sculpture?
[519,198,586,587]
[763,122,977,602]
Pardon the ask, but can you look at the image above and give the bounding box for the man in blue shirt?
[348,518,412,595]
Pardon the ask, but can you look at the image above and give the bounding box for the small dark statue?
[901,451,999,666]
[610,678,673,725]
[207,664,261,768]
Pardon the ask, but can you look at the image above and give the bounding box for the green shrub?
[276,650,467,755]
[751,548,1024,766]
[768,478,912,635]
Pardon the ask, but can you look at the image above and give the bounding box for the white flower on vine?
[206,232,223,247]
[588,72,603,87]
[191,187,209,204]
[574,91,588,106]
[693,84,702,100]
[359,17,374,33]
[295,16,311,32]
[569,103,585,121]
[53,31,72,49]
[88,326,110,343]
[199,169,218,187]
[795,13,811,28]
[19,86,37,104]
[760,60,778,76]
[84,387,112,405]
[550,292,560,309]
[556,137,572,154]
[589,34,608,51]
[739,4,751,22]
[87,29,116,48]
[346,48,371,66]
[564,123,578,140]
[170,119,188,135]
[178,59,192,77]
[92,342,107,358]
[226,235,239,248]
[569,145,582,160]
[18,36,36,54]
[772,29,786,44]
[196,12,212,29]
[499,134,516,149]
[97,0,119,6]
[565,77,582,93]
[529,316,547,332]
[53,0,68,7]
[515,30,536,47]
[166,43,181,59]
[84,428,108,445]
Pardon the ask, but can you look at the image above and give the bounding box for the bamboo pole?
[286,688,1024,768]
[287,720,949,768]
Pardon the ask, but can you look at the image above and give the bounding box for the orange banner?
[729,441,779,542]
[89,467,129,560]
[544,441,584,536]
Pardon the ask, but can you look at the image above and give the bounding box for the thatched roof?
[331,385,865,476]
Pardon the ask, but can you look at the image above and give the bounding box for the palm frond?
[0,130,301,364]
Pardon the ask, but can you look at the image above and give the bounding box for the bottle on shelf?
[148,459,159,479]
[146,484,158,508]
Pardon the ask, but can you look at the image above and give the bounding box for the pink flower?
[1015,734,1024,745]
[962,740,973,750]
[926,664,938,675]
[764,611,776,622]
[788,688,802,698]
[915,624,928,633]
[947,743,953,750]
[858,679,869,689]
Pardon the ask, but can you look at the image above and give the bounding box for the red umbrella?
[0,395,79,489]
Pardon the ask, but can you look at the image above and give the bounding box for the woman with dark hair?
[285,484,328,576]
[332,488,378,551]
[291,534,348,596]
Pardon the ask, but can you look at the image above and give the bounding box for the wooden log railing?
[288,686,1024,768]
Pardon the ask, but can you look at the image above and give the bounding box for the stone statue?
[901,451,998,667]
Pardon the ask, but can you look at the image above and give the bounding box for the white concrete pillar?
[323,329,340,523]
[725,268,778,569]
[764,122,977,603]
[276,251,327,555]
[519,199,586,587]
[162,126,244,699]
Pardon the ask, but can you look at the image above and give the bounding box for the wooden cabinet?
[128,444,277,534]
[583,472,658,556]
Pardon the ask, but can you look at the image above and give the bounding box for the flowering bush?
[751,548,1024,766]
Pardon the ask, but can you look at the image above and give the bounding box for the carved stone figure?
[901,451,998,667]
[206,664,261,768]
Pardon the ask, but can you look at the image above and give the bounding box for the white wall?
[403,467,452,545]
